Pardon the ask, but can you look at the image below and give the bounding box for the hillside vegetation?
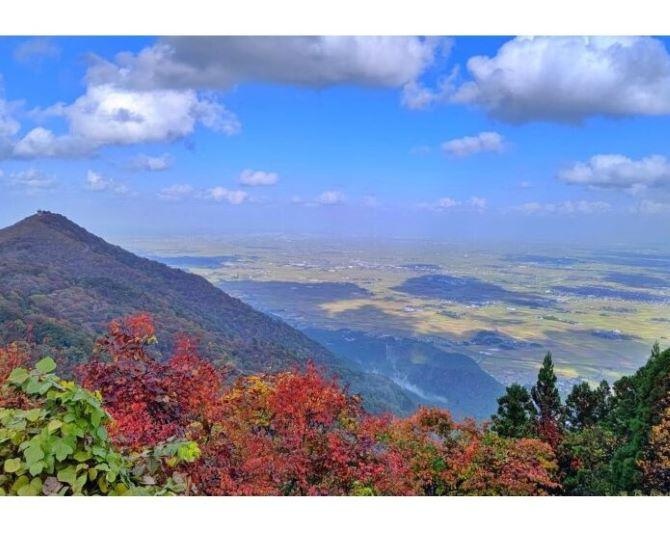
[0,211,415,415]
[1,312,669,495]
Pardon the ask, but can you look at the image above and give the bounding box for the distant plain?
[131,235,670,390]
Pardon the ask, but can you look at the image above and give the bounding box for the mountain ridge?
[0,211,416,414]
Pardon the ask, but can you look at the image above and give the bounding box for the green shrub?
[0,357,199,495]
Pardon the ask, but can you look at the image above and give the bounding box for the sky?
[1,36,670,245]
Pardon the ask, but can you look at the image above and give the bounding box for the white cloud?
[518,181,533,189]
[452,37,670,123]
[435,197,460,209]
[400,67,459,110]
[12,85,240,159]
[442,131,504,157]
[130,153,174,172]
[55,85,238,146]
[13,38,60,64]
[5,168,56,193]
[422,196,489,212]
[85,170,128,194]
[316,190,344,205]
[0,97,20,139]
[158,183,194,201]
[88,37,439,91]
[207,187,248,204]
[13,127,91,158]
[512,200,612,215]
[238,169,279,186]
[469,196,488,210]
[558,154,670,193]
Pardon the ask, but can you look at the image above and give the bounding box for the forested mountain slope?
[0,211,414,413]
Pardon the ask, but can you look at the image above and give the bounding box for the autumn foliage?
[0,342,31,408]
[36,313,558,495]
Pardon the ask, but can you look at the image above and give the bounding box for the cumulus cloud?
[207,187,248,204]
[558,154,670,193]
[238,169,279,186]
[451,36,670,123]
[316,190,344,205]
[10,85,239,159]
[13,38,60,64]
[13,127,91,158]
[4,37,442,160]
[442,131,504,157]
[512,200,612,215]
[5,168,56,193]
[85,170,128,194]
[46,86,237,146]
[88,37,439,91]
[158,183,194,201]
[130,153,174,172]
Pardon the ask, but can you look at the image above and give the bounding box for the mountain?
[305,328,504,420]
[0,211,414,414]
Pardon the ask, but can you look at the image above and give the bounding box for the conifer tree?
[531,352,564,448]
[565,380,611,431]
[491,383,537,439]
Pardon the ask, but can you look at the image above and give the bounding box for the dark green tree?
[565,380,611,431]
[558,425,617,495]
[531,352,564,448]
[607,342,670,493]
[491,383,537,438]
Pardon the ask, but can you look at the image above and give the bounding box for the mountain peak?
[1,211,106,250]
[20,211,86,233]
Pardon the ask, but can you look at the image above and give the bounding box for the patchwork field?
[129,235,670,390]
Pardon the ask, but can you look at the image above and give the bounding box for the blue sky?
[2,36,670,244]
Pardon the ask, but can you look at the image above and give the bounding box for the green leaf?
[28,461,45,476]
[73,450,92,462]
[24,408,43,422]
[24,444,44,466]
[36,357,57,374]
[7,367,29,385]
[3,458,22,473]
[17,484,39,496]
[52,440,74,462]
[25,378,49,395]
[56,465,77,486]
[47,419,63,433]
[73,474,87,494]
[10,475,29,494]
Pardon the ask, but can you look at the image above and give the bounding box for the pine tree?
[531,352,564,448]
[565,380,611,431]
[491,383,537,438]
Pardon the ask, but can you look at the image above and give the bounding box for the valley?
[131,234,670,392]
